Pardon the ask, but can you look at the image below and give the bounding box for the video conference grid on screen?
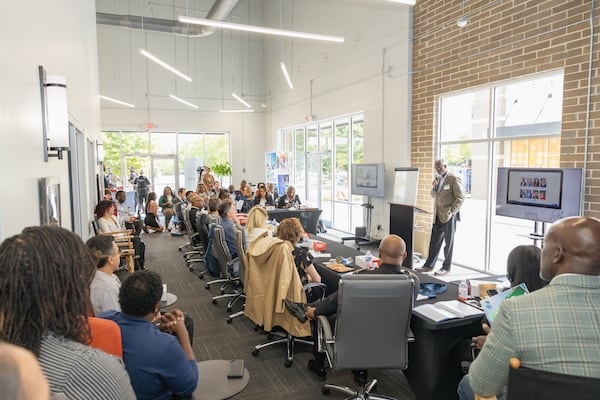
[507,170,562,209]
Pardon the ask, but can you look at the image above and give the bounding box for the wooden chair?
[475,357,600,400]
[90,220,137,274]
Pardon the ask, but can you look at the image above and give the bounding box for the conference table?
[267,208,322,235]
[311,237,483,400]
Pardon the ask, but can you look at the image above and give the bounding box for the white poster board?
[393,168,419,206]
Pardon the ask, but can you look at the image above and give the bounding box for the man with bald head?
[286,234,418,379]
[469,216,600,398]
[0,341,51,400]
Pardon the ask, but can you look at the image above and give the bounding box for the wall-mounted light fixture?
[97,141,104,164]
[39,65,69,161]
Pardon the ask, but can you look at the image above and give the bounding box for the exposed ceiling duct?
[96,0,239,37]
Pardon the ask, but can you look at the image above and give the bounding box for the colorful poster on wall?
[278,174,290,194]
[277,151,289,172]
[265,152,277,184]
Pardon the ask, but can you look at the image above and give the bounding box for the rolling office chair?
[206,225,241,305]
[181,204,203,272]
[226,225,247,323]
[317,274,414,399]
[475,357,600,400]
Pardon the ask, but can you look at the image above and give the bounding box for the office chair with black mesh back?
[206,224,241,305]
[226,225,247,323]
[180,205,203,271]
[317,274,414,399]
[475,357,600,400]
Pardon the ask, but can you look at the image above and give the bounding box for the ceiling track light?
[139,48,192,82]
[178,15,345,43]
[280,62,294,90]
[99,95,135,108]
[169,94,199,109]
[220,109,254,113]
[232,93,252,109]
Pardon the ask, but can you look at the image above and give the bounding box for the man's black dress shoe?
[284,299,308,323]
[308,359,326,381]
[434,269,450,276]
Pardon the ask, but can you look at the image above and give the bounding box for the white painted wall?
[0,0,102,240]
[96,0,267,183]
[262,0,413,233]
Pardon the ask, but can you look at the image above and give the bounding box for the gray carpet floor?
[139,231,416,400]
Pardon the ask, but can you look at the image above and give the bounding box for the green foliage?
[102,132,149,176]
[211,161,232,178]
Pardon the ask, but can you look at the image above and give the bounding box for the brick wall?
[412,0,600,222]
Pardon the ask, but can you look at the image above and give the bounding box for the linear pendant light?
[220,109,254,113]
[280,62,294,90]
[178,15,344,43]
[231,93,252,109]
[139,48,192,82]
[169,94,199,109]
[386,0,416,5]
[99,95,135,108]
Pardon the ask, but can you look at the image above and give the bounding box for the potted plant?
[211,162,232,186]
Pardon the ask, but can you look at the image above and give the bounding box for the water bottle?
[458,279,468,301]
[365,250,373,270]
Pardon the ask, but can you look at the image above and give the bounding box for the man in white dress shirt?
[86,235,122,315]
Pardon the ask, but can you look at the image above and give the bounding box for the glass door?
[151,157,178,195]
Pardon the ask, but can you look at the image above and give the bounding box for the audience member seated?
[218,188,230,201]
[467,216,600,399]
[188,193,206,233]
[115,190,143,235]
[239,179,248,193]
[267,182,279,201]
[174,187,187,205]
[0,226,135,399]
[195,183,210,201]
[0,340,51,400]
[158,186,175,231]
[99,271,198,400]
[246,206,269,244]
[144,192,163,232]
[285,234,418,380]
[207,197,222,225]
[86,235,122,315]
[277,185,301,209]
[218,200,240,260]
[277,218,322,302]
[95,200,146,270]
[457,244,548,400]
[103,188,113,201]
[253,185,275,207]
[212,180,222,195]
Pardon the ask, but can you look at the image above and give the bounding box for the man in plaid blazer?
[468,216,600,398]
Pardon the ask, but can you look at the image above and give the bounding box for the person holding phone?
[416,158,465,276]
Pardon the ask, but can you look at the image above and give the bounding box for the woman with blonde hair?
[246,206,269,244]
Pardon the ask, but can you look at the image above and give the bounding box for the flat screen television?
[496,167,582,223]
[351,163,385,198]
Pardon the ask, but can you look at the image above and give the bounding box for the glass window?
[437,71,563,273]
[151,132,177,155]
[277,112,364,233]
[440,90,490,142]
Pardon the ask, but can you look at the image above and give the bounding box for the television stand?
[527,221,546,247]
[341,201,381,250]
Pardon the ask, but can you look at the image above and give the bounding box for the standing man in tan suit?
[417,158,465,276]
